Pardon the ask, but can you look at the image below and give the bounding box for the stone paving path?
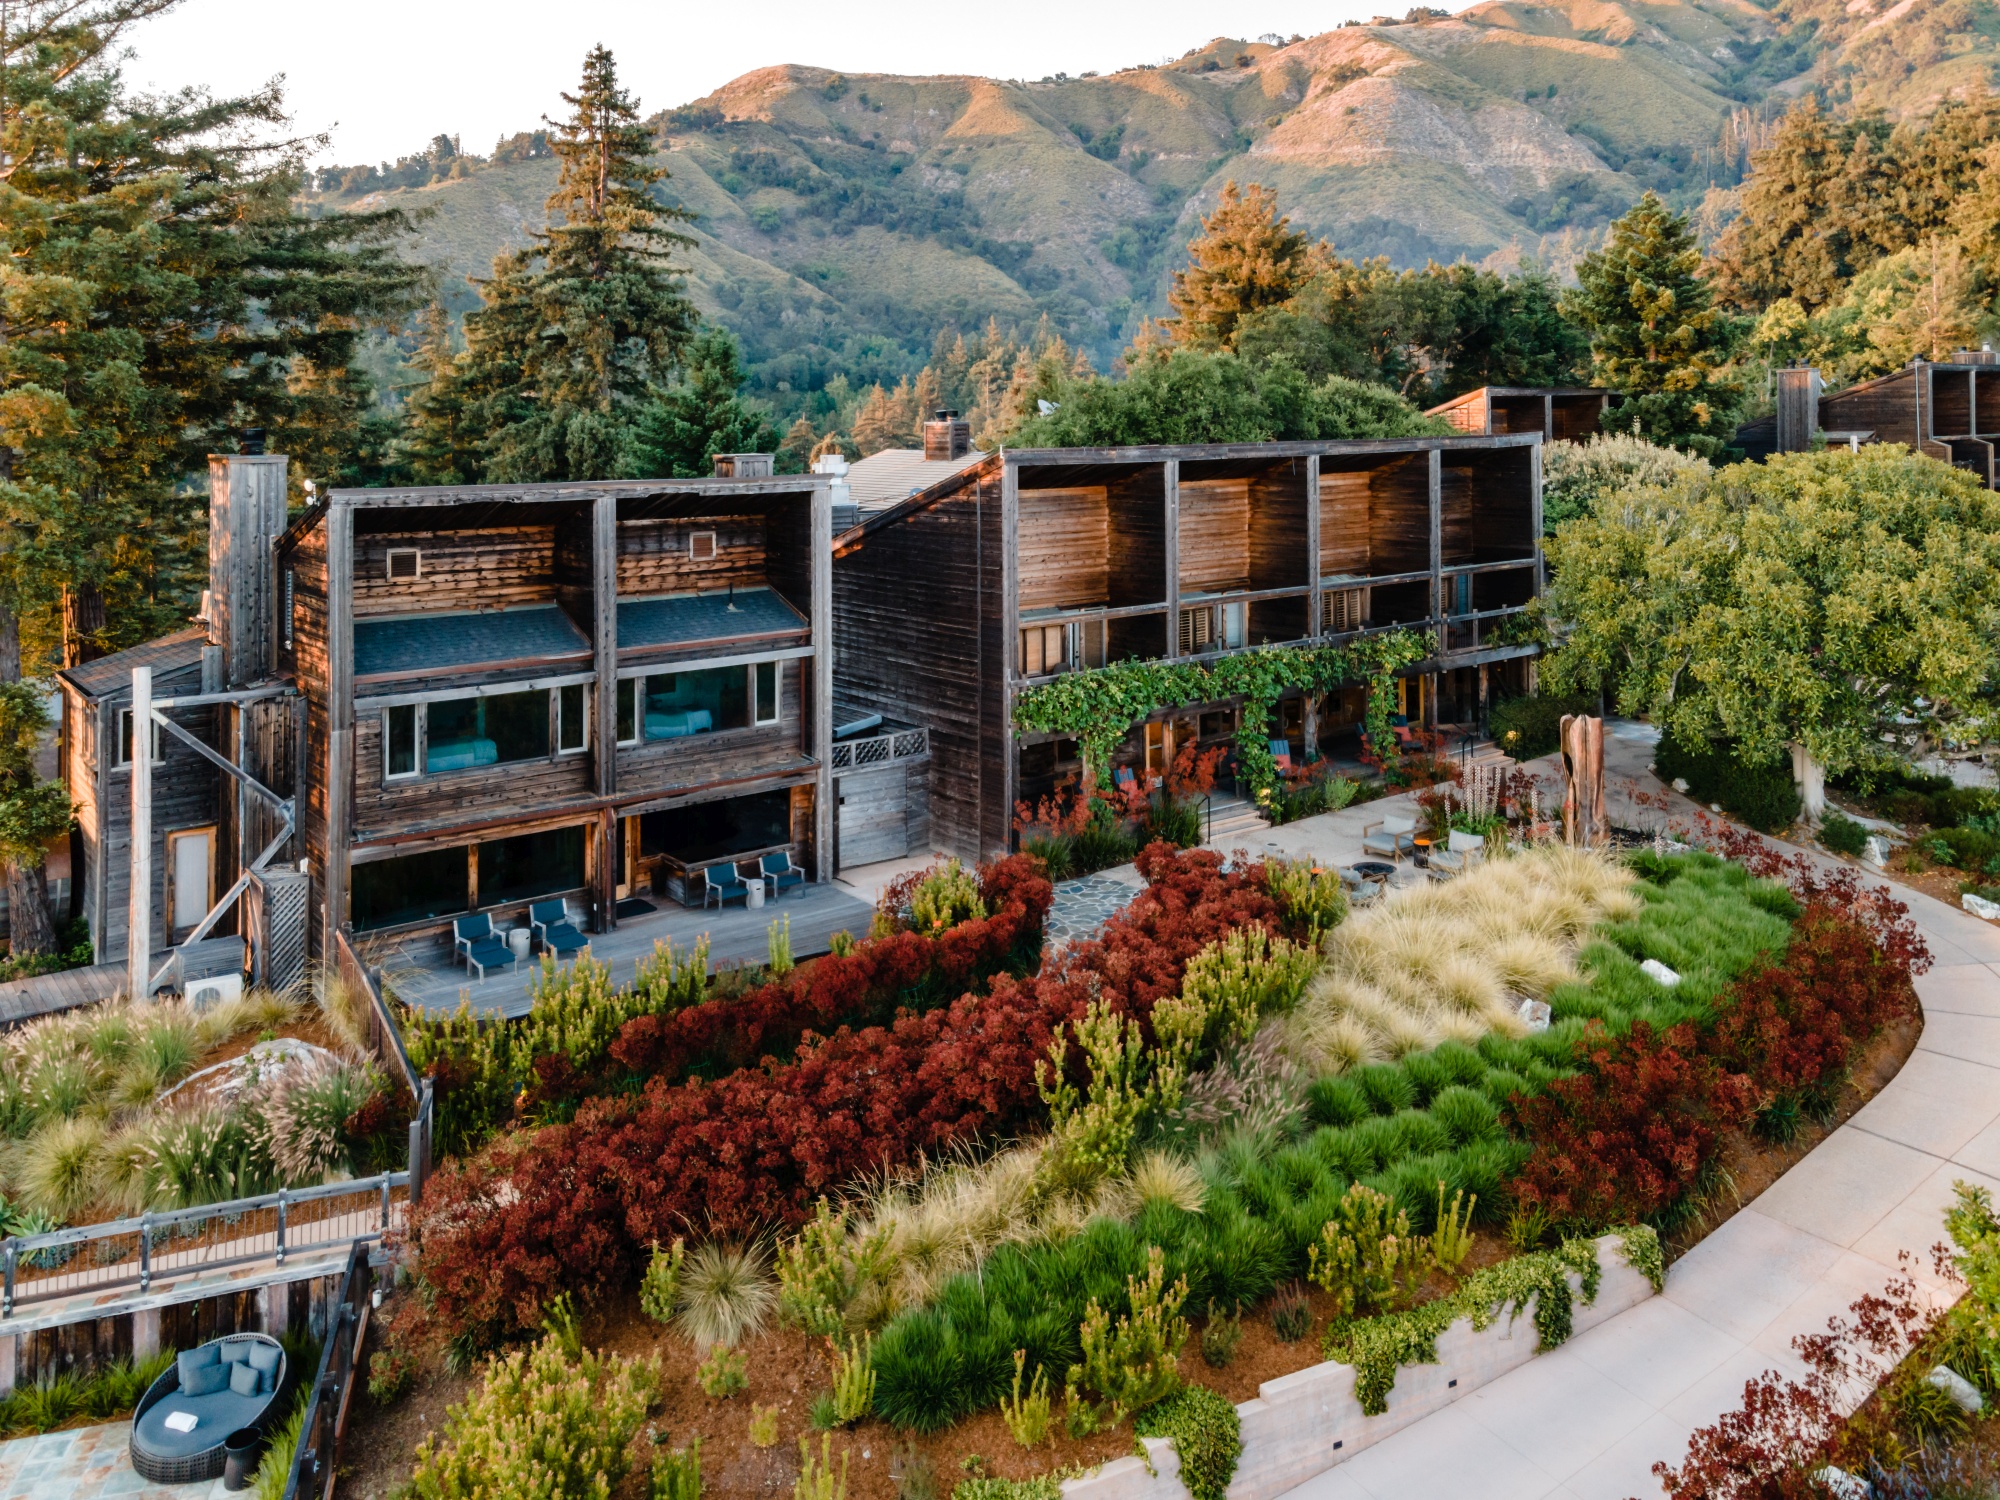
[1045,872,1146,947]
[1281,727,2000,1500]
[0,1421,230,1499]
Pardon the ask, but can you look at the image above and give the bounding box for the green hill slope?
[312,0,1995,389]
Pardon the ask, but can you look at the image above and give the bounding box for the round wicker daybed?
[130,1332,289,1485]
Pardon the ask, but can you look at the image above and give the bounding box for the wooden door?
[168,827,215,939]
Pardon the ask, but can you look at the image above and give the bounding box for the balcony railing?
[830,726,929,771]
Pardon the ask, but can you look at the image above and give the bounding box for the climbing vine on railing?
[1012,631,1433,798]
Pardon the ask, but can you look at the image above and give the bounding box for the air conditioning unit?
[185,972,243,1010]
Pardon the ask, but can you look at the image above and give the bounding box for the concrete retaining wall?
[1062,1235,1655,1500]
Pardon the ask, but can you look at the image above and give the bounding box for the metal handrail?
[0,1171,408,1317]
[282,1239,373,1500]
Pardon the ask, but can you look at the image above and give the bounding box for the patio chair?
[1428,829,1487,879]
[453,913,516,980]
[1113,766,1138,792]
[759,851,806,898]
[529,899,589,960]
[1361,816,1418,862]
[1269,738,1294,775]
[702,864,751,909]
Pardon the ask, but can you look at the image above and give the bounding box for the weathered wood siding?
[614,661,809,799]
[1248,463,1309,591]
[617,515,767,596]
[1369,456,1432,574]
[1318,468,1373,577]
[832,472,995,863]
[351,525,554,618]
[1462,447,1536,560]
[1017,488,1109,611]
[1177,479,1250,594]
[352,716,598,843]
[836,763,916,867]
[1105,469,1168,607]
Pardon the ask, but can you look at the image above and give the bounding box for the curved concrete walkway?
[1280,739,2000,1500]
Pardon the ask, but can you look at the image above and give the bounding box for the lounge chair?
[1428,829,1488,880]
[453,912,516,979]
[530,899,589,960]
[1361,816,1417,861]
[702,864,751,909]
[130,1333,288,1485]
[760,851,806,898]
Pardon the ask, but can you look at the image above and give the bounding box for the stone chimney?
[209,448,290,689]
[712,453,775,478]
[922,409,971,462]
[1773,367,1822,454]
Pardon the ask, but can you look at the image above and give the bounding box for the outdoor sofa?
[130,1332,288,1484]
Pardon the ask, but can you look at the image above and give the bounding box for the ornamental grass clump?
[1287,845,1638,1072]
[678,1241,776,1351]
[407,1324,662,1500]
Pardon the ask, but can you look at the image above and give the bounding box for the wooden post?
[810,473,833,881]
[1560,714,1607,847]
[323,501,353,957]
[1162,460,1180,659]
[129,665,153,1002]
[1304,454,1322,639]
[592,493,618,925]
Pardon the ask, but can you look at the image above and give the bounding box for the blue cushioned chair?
[702,864,750,909]
[1269,737,1294,775]
[130,1333,287,1484]
[530,899,589,959]
[454,912,515,979]
[760,851,806,898]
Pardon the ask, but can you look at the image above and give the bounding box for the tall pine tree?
[631,329,778,478]
[458,45,697,481]
[1162,182,1316,352]
[1565,193,1743,458]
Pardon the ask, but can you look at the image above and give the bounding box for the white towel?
[163,1410,199,1434]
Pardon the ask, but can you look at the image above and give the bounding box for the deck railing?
[282,1238,373,1500]
[0,1172,408,1317]
[830,725,929,771]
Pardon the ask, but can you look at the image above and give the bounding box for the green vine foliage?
[1134,1385,1242,1500]
[1617,1225,1664,1292]
[1012,632,1432,797]
[1320,1234,1615,1415]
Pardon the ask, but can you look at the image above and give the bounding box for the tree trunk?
[62,581,106,667]
[6,859,54,958]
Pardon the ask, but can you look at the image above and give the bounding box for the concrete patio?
[371,879,876,1017]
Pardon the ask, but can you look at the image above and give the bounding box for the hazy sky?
[126,1,1381,166]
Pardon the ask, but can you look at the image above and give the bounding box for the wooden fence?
[281,1238,373,1500]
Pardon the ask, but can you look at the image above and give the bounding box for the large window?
[478,825,585,908]
[642,666,748,739]
[639,789,792,866]
[353,846,470,931]
[116,709,164,768]
[416,689,551,774]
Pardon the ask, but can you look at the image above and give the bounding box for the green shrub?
[407,1328,662,1500]
[1818,811,1868,857]
[1653,734,1801,832]
[1488,693,1597,762]
[1306,1183,1429,1319]
[999,1350,1052,1448]
[695,1345,748,1398]
[1198,1302,1243,1368]
[1931,825,2000,873]
[909,860,987,933]
[1269,1281,1311,1342]
[641,1237,686,1326]
[1067,1245,1190,1425]
[1134,1384,1242,1500]
[650,1439,702,1500]
[1305,1076,1369,1128]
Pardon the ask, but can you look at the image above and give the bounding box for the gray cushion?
[219,1342,252,1365]
[176,1346,219,1385]
[246,1342,281,1375]
[134,1384,275,1461]
[182,1361,230,1397]
[229,1361,260,1396]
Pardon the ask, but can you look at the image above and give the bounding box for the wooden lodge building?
[60,452,833,980]
[1425,385,1615,443]
[1736,353,2000,485]
[831,434,1547,865]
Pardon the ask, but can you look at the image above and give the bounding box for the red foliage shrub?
[582,855,1050,1091]
[1506,1020,1757,1229]
[1652,1256,1941,1500]
[408,844,1289,1337]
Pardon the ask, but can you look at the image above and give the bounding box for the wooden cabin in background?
[61,452,833,982]
[830,436,1546,865]
[1426,386,1615,442]
[1735,353,2000,486]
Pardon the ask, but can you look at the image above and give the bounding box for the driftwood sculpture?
[1559,713,1607,847]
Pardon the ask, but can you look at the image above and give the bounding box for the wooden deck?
[372,880,877,1017]
[0,961,125,1027]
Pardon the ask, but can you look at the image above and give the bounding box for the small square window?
[282,568,295,648]
[753,661,779,725]
[616,679,638,745]
[689,531,717,561]
[386,548,421,581]
[557,684,588,754]
[385,705,419,779]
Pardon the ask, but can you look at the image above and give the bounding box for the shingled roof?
[354,606,590,680]
[616,587,806,653]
